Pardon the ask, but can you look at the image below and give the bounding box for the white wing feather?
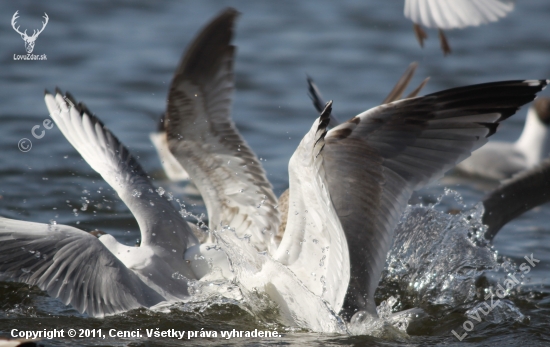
[404,0,514,29]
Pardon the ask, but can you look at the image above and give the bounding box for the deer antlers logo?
[11,11,49,54]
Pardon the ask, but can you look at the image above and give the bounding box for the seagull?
[403,0,515,55]
[153,8,549,320]
[295,81,547,319]
[454,97,550,181]
[0,91,200,317]
[0,7,547,329]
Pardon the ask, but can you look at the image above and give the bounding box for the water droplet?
[156,187,165,196]
[132,189,142,198]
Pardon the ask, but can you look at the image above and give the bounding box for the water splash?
[149,190,526,336]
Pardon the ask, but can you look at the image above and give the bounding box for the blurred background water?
[0,0,549,346]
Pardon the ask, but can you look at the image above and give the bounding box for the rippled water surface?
[1,1,550,346]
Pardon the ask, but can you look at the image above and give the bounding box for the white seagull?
[157,9,548,320]
[0,91,201,317]
[0,8,547,330]
[404,0,515,55]
[455,97,550,181]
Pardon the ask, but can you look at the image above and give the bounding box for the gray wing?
[44,91,198,254]
[483,157,550,240]
[319,80,547,315]
[0,217,164,317]
[165,8,279,252]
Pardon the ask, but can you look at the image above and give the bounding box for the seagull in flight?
[404,0,515,55]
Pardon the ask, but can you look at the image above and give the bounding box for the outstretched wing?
[285,80,547,316]
[44,91,198,254]
[165,8,279,252]
[404,0,515,30]
[0,217,165,317]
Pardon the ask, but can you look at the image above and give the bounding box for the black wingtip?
[307,76,327,114]
[427,80,549,126]
[313,101,333,157]
[44,89,50,96]
[319,100,333,129]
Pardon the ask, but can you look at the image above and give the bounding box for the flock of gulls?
[1,0,550,339]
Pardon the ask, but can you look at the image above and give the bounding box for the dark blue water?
[1,1,550,346]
